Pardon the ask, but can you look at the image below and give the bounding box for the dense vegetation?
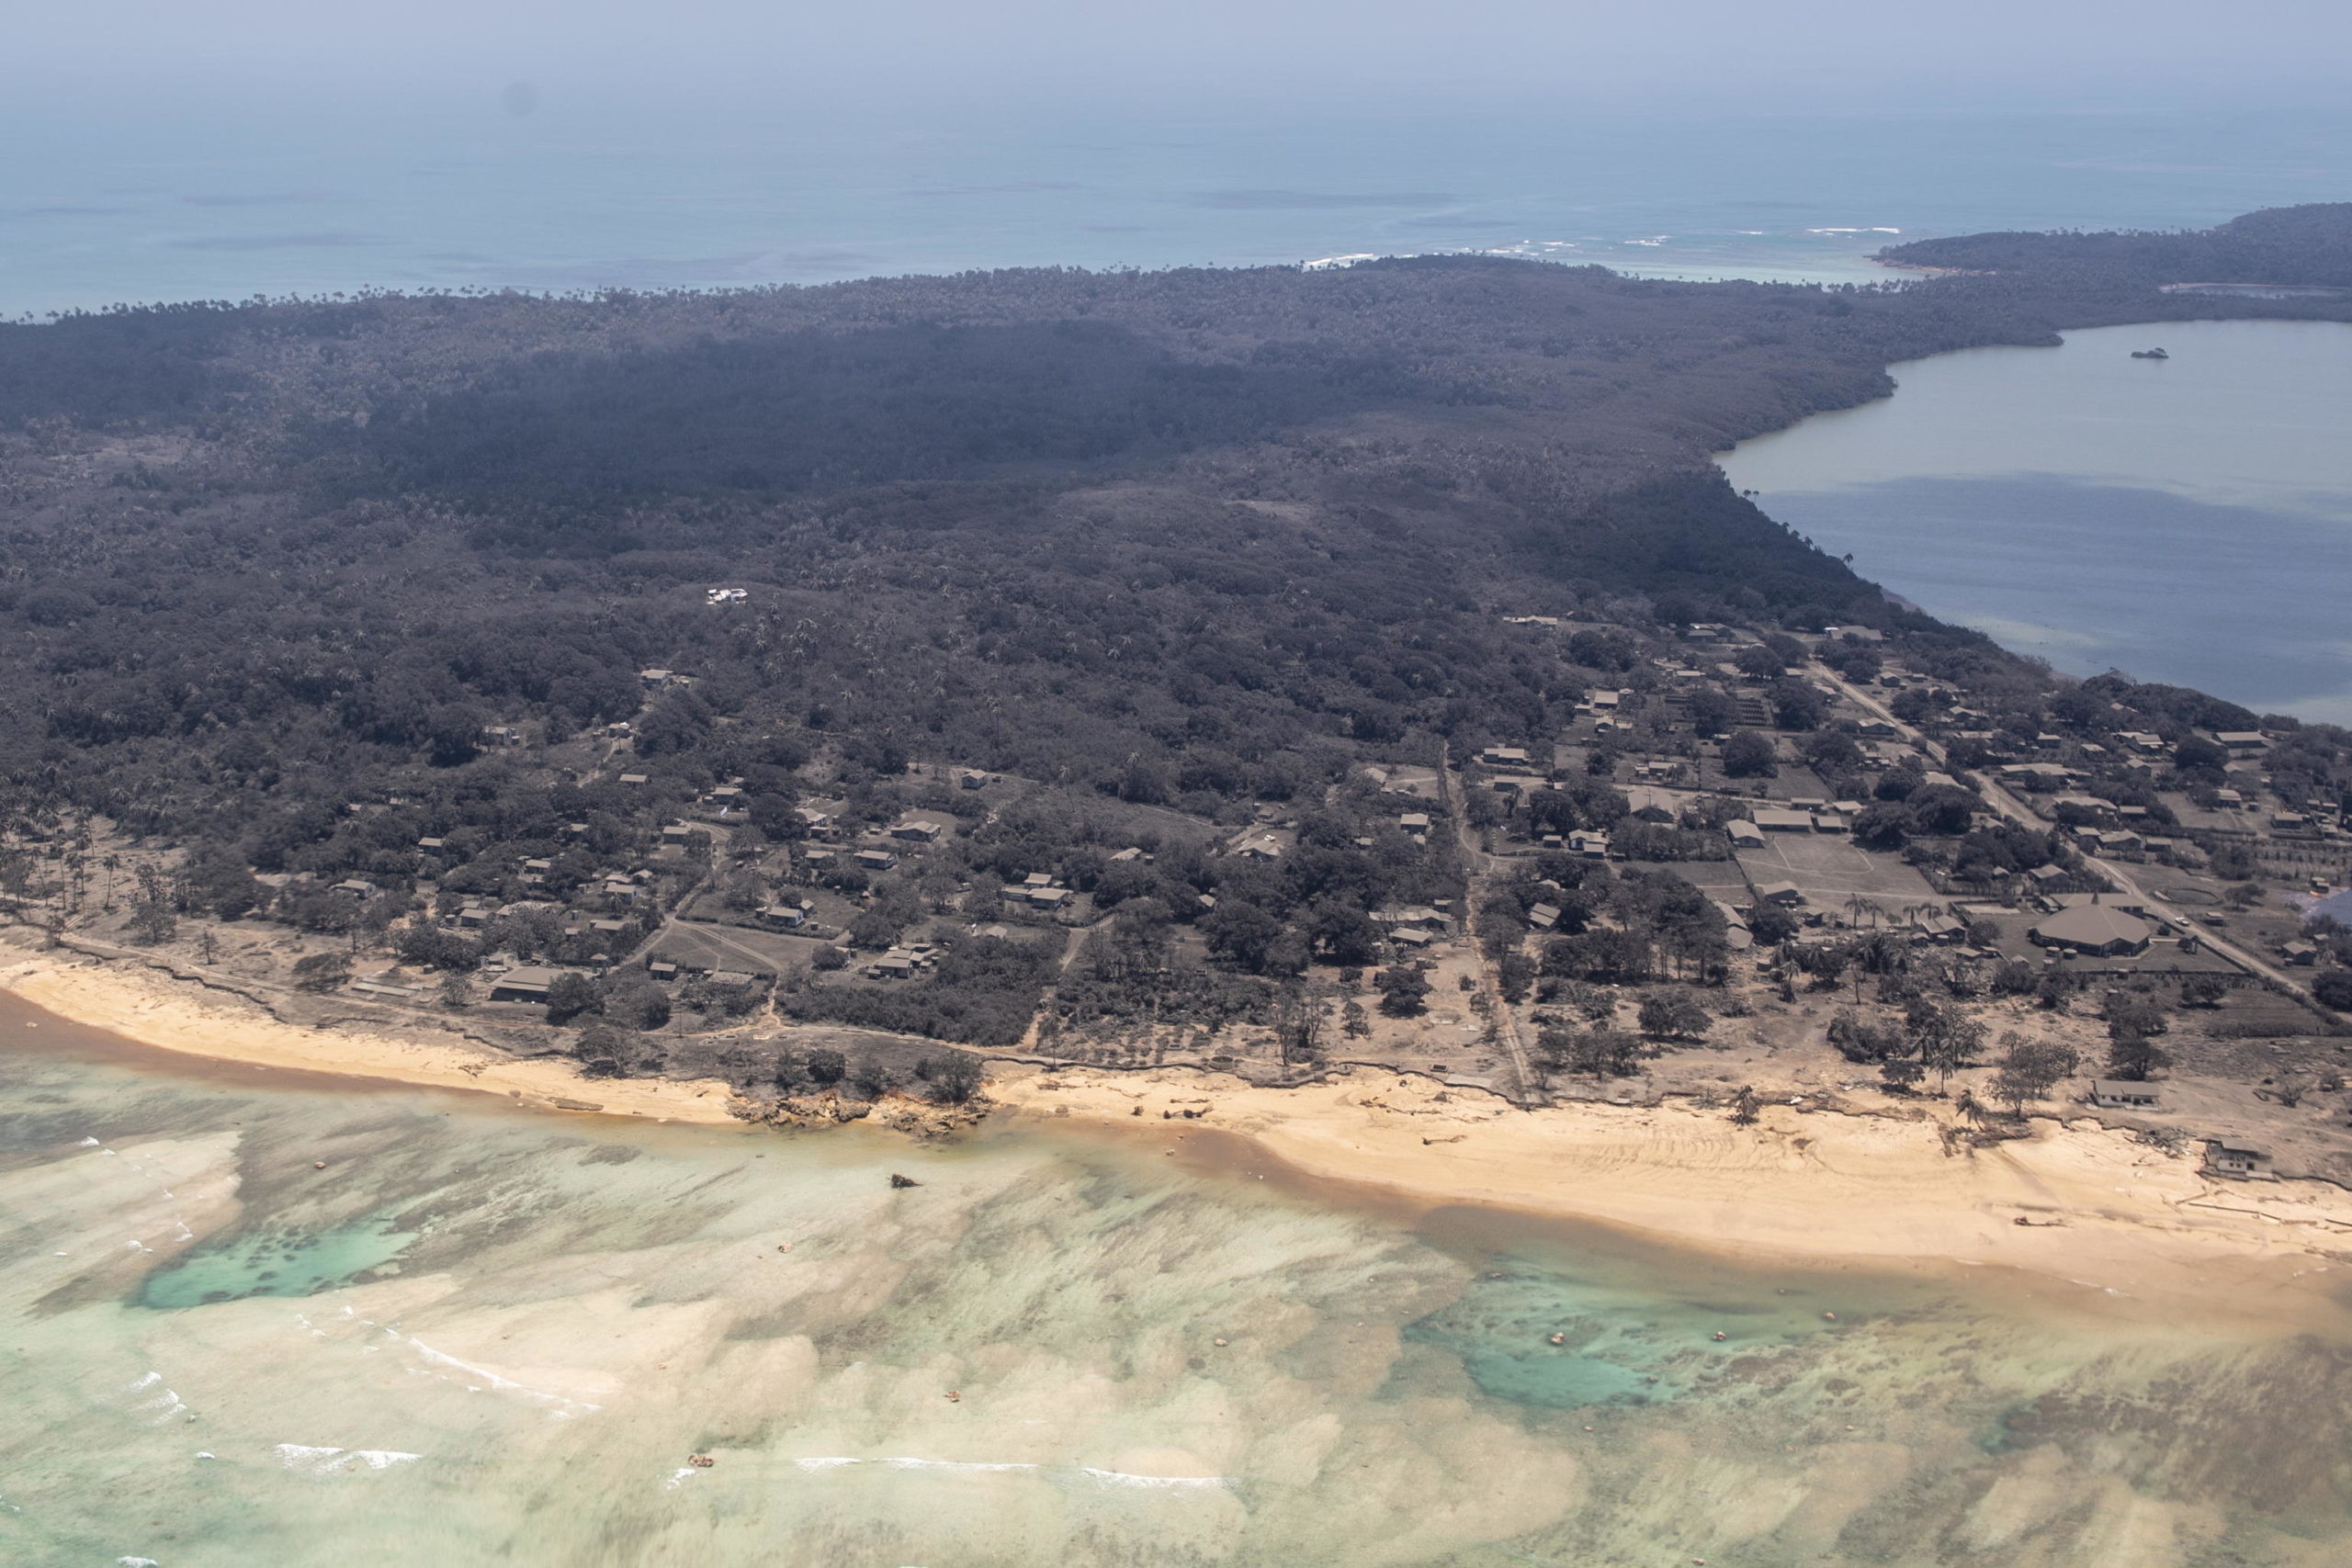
[3,205,2348,1062]
[1880,203,2352,288]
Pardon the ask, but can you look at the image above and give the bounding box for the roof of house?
[2032,904,2153,949]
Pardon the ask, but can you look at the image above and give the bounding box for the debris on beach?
[688,1453,715,1468]
[888,1173,921,1189]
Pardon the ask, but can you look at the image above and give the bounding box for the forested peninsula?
[5,205,2352,1137]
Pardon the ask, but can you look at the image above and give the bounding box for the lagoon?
[6,1020,2352,1565]
[1718,319,2352,722]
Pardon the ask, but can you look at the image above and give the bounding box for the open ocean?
[5,90,2352,312]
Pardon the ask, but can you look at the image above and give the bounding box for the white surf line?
[345,1312,603,1418]
[786,1456,1229,1489]
[274,1443,424,1475]
[120,1370,191,1425]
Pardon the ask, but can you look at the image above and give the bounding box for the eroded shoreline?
[8,948,2352,1320]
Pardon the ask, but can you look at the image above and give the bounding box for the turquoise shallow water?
[4,1022,2352,1566]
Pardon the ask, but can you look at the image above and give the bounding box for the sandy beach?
[994,1063,2352,1322]
[9,948,2352,1313]
[0,949,744,1126]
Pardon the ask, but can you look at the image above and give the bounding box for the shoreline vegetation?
[13,943,2351,1319]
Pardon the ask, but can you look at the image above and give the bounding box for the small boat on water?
[2130,347,2170,360]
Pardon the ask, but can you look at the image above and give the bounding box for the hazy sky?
[17,0,2352,109]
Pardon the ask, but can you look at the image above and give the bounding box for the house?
[1027,886,1072,909]
[639,668,675,689]
[1569,829,1611,860]
[2215,731,2269,752]
[869,953,918,980]
[2282,941,2319,966]
[618,773,649,786]
[1235,835,1284,860]
[646,961,679,982]
[759,904,809,929]
[660,824,692,844]
[796,807,834,832]
[1479,745,1531,767]
[1488,775,1547,795]
[1623,786,1678,824]
[481,725,526,748]
[2090,1080,2160,1110]
[348,978,421,999]
[1753,808,1816,834]
[1398,812,1431,837]
[2030,901,2153,957]
[487,965,564,1004]
[1854,718,1901,739]
[956,769,995,791]
[329,879,379,901]
[707,785,743,805]
[1726,820,1767,849]
[416,837,448,856]
[455,904,492,929]
[2206,1138,2274,1179]
[1527,903,1562,931]
[1756,881,1805,907]
[854,848,899,871]
[706,587,748,604]
[1910,911,1965,944]
[1108,847,1144,863]
[890,819,944,843]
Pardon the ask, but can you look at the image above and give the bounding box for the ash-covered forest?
[2,207,2348,1072]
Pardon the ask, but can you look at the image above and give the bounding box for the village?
[13,618,2352,1186]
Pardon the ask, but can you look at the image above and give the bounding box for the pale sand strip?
[9,951,2352,1312]
[995,1065,2352,1319]
[0,953,743,1125]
